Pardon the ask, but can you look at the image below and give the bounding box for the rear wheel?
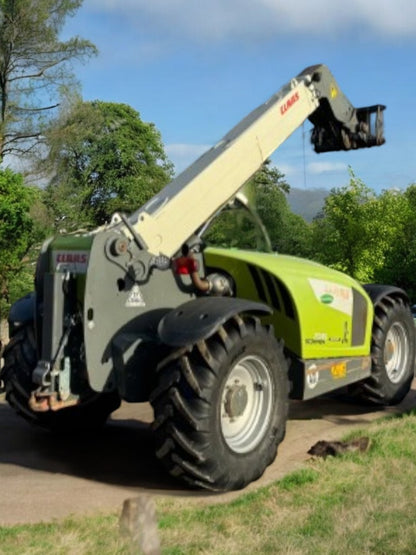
[150,315,289,491]
[1,324,120,431]
[351,296,415,405]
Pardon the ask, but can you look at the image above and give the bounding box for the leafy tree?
[41,100,174,229]
[253,162,312,256]
[0,0,96,162]
[0,169,48,320]
[310,170,402,283]
[374,185,416,300]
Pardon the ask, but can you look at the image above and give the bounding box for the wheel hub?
[224,384,248,419]
[384,339,395,365]
[220,354,274,454]
[383,321,409,384]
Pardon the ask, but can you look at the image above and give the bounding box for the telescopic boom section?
[113,64,385,258]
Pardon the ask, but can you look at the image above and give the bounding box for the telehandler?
[2,64,414,491]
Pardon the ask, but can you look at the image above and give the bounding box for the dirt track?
[1,382,416,525]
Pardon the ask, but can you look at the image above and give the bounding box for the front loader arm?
[108,64,385,258]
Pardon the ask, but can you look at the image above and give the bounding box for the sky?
[62,0,416,193]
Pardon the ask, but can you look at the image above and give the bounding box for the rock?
[308,436,371,458]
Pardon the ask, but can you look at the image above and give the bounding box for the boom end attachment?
[311,104,386,153]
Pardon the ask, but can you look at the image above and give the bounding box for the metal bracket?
[32,316,75,394]
[32,360,52,387]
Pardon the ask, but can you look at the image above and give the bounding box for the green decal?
[320,293,334,304]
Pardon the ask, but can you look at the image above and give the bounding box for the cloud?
[307,161,348,175]
[87,0,416,41]
[165,143,211,174]
[275,163,299,177]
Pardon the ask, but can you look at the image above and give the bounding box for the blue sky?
[63,0,416,193]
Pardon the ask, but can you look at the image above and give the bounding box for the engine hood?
[204,247,373,359]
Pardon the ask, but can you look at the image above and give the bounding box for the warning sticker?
[125,284,145,308]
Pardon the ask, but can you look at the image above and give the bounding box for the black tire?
[1,324,121,431]
[150,315,289,491]
[351,296,415,405]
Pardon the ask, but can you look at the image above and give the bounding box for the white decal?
[306,363,319,389]
[53,251,89,273]
[308,278,353,316]
[125,284,145,308]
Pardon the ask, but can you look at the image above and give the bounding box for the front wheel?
[351,296,415,405]
[150,315,289,491]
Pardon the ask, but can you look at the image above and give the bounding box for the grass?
[3,410,416,554]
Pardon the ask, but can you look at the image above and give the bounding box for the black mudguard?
[363,284,410,307]
[8,292,35,329]
[158,296,272,347]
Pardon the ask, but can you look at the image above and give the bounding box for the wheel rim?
[384,322,409,384]
[220,354,274,454]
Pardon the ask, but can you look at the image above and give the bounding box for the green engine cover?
[204,247,373,360]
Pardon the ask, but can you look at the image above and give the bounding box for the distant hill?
[287,187,329,222]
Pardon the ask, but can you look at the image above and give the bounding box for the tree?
[0,168,46,319]
[41,100,174,229]
[374,185,416,300]
[252,162,312,256]
[310,170,402,282]
[0,0,96,162]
